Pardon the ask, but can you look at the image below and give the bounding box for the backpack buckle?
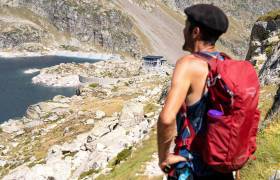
[208,74,221,87]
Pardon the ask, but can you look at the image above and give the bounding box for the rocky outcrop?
[246,10,280,85]
[0,0,142,57]
[258,42,280,85]
[246,10,280,123]
[31,59,144,87]
[266,86,280,120]
[246,17,280,70]
[270,170,280,180]
[0,22,48,49]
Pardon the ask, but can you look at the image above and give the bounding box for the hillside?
[0,0,142,58]
[161,0,280,58]
[0,0,279,63]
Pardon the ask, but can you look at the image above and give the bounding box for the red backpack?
[191,52,261,173]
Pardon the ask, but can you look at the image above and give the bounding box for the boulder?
[25,105,41,119]
[95,110,106,119]
[270,170,280,180]
[0,159,7,167]
[3,165,32,180]
[46,145,63,162]
[0,144,5,149]
[24,120,44,129]
[48,114,59,122]
[92,126,110,138]
[85,119,95,125]
[259,43,280,85]
[0,120,24,134]
[119,102,144,128]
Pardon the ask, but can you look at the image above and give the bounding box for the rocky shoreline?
[0,51,121,61]
[0,57,172,179]
[31,57,172,88]
[31,58,143,87]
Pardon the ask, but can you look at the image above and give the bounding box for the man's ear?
[192,27,201,39]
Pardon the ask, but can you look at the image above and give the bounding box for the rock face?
[0,21,48,49]
[266,86,280,120]
[246,11,280,85]
[246,10,280,121]
[0,0,142,57]
[1,0,279,61]
[258,42,280,85]
[270,170,280,180]
[119,102,144,128]
[246,18,280,70]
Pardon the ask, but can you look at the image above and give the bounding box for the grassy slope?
[241,114,280,180]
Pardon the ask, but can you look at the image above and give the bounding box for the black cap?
[184,4,229,33]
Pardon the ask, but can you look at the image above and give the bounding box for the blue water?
[0,56,100,123]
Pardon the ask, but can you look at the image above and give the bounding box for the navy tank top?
[175,51,225,176]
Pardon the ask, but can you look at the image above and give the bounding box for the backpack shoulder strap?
[193,52,218,72]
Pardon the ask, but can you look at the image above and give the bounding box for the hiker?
[158,4,260,180]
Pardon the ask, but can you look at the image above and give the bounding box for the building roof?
[143,55,164,60]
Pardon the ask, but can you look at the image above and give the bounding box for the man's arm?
[157,57,193,168]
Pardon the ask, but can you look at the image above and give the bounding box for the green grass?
[265,45,274,57]
[258,9,280,21]
[259,85,278,120]
[0,128,2,133]
[240,85,280,179]
[27,159,46,168]
[60,45,80,52]
[112,86,118,92]
[96,128,160,180]
[144,103,158,114]
[79,168,100,180]
[89,83,99,88]
[63,151,78,159]
[111,147,133,166]
[241,115,280,179]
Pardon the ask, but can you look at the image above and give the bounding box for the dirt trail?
[116,0,186,64]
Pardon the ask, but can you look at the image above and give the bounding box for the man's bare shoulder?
[175,54,208,71]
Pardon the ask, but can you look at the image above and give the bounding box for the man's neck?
[193,42,216,53]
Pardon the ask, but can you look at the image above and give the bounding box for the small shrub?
[112,147,132,166]
[0,128,2,133]
[258,9,280,22]
[265,46,274,56]
[60,45,79,52]
[89,83,99,88]
[63,151,78,158]
[79,168,100,179]
[28,159,46,168]
[112,86,118,92]
[144,103,157,114]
